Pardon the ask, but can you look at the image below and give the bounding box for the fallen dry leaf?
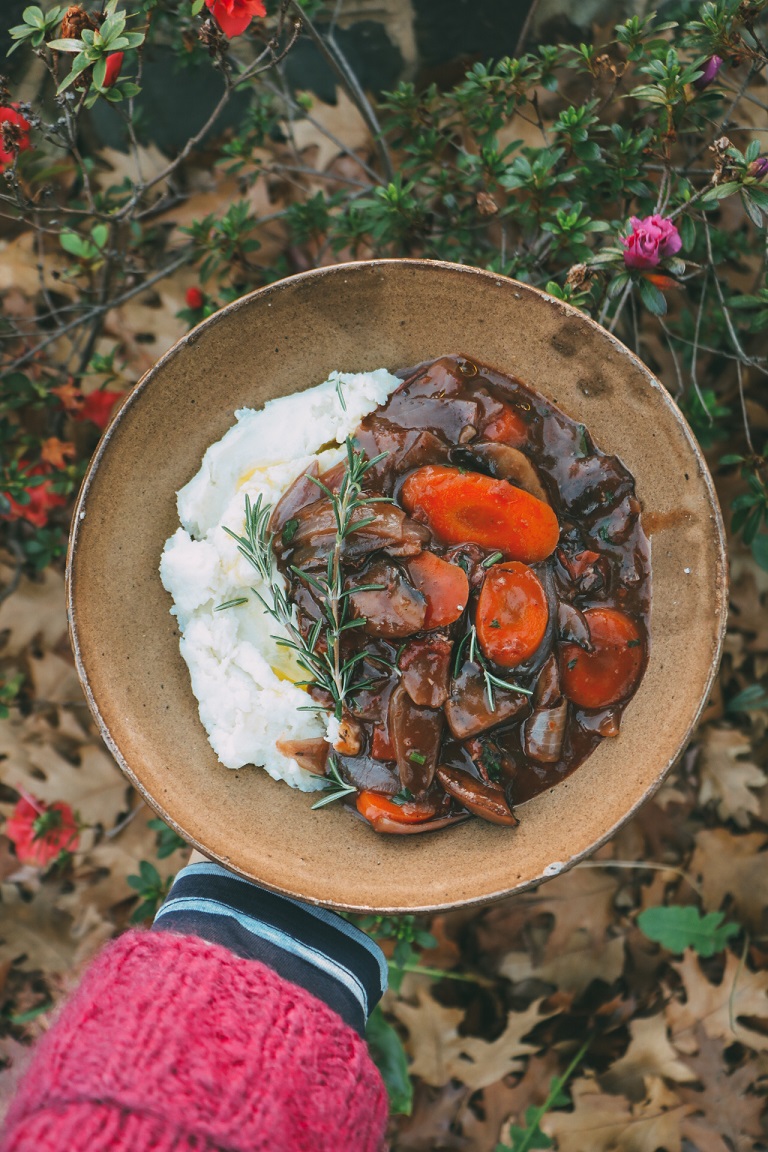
[690,827,768,932]
[287,90,371,173]
[677,1027,764,1152]
[391,985,554,1090]
[0,568,68,659]
[666,949,768,1053]
[600,1012,696,1101]
[542,1074,694,1152]
[696,726,767,827]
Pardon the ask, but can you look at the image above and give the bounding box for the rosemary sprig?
[453,623,533,712]
[310,755,356,808]
[223,439,392,720]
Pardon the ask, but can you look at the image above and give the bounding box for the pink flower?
[0,105,32,171]
[693,55,723,90]
[621,215,682,270]
[205,0,266,38]
[5,794,79,867]
[103,52,124,89]
[748,157,768,180]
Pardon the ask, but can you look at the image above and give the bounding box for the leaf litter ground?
[2,107,768,1152]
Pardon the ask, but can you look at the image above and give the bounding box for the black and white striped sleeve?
[152,861,387,1036]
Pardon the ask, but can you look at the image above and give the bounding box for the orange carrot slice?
[483,406,529,445]
[560,607,644,708]
[476,561,549,667]
[356,791,438,826]
[400,465,559,562]
[406,551,469,628]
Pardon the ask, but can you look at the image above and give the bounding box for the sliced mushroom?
[399,635,452,708]
[453,441,550,504]
[560,453,634,520]
[436,764,519,826]
[533,653,560,708]
[348,561,427,638]
[332,713,364,757]
[522,698,568,763]
[367,811,471,835]
[275,736,330,775]
[556,601,592,649]
[578,706,622,738]
[389,682,444,793]
[444,661,530,739]
[379,394,480,443]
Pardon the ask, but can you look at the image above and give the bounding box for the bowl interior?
[67,260,727,912]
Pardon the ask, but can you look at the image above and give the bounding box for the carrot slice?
[406,551,469,628]
[560,607,644,708]
[400,465,559,563]
[483,406,529,445]
[476,561,549,667]
[356,790,438,825]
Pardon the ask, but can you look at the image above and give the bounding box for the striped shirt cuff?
[152,862,387,1036]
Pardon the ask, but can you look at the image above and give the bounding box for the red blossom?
[5,795,79,867]
[205,0,266,38]
[1,464,66,528]
[621,215,682,270]
[0,105,32,170]
[186,286,205,310]
[103,51,124,88]
[74,389,124,431]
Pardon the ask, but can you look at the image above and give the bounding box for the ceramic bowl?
[67,259,727,913]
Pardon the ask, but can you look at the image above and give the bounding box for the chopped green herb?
[598,525,611,542]
[482,551,503,568]
[480,743,503,783]
[335,375,347,411]
[214,597,249,611]
[391,787,415,805]
[627,638,641,648]
[281,517,299,545]
[489,619,501,629]
[567,657,578,670]
[407,750,426,764]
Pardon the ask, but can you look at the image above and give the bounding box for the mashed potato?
[160,369,401,790]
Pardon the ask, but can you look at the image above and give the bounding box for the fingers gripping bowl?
[67,261,727,913]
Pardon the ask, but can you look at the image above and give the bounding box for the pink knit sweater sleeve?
[0,929,388,1152]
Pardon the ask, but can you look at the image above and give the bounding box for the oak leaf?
[697,726,766,826]
[288,89,370,172]
[0,568,67,658]
[677,1027,763,1152]
[600,1013,696,1100]
[391,985,555,1090]
[690,828,768,931]
[666,949,768,1052]
[541,1075,693,1152]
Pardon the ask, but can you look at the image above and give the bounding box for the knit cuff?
[152,861,387,1036]
[2,931,388,1152]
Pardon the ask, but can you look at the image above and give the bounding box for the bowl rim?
[66,257,729,912]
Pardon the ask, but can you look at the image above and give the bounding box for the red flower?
[186,286,205,310]
[205,0,266,38]
[0,105,32,171]
[1,464,66,528]
[74,389,124,431]
[621,215,682,270]
[5,795,79,868]
[103,51,124,89]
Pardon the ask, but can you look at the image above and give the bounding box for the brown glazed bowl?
[67,260,727,913]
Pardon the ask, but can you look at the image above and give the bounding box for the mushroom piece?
[399,635,452,708]
[444,660,530,739]
[453,441,550,504]
[388,683,444,793]
[367,811,471,835]
[436,765,519,826]
[269,462,321,535]
[522,698,568,763]
[348,560,427,638]
[331,713,364,757]
[275,737,330,775]
[556,601,593,649]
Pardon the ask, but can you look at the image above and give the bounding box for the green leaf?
[703,181,742,201]
[742,192,764,229]
[366,1006,413,1115]
[746,139,761,163]
[752,531,768,571]
[91,223,109,249]
[23,6,45,28]
[637,276,667,316]
[59,230,90,257]
[637,905,739,957]
[727,683,768,714]
[678,214,695,250]
[192,0,206,12]
[47,36,84,51]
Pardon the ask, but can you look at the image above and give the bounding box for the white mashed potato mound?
[160,369,401,790]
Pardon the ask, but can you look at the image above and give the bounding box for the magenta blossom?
[748,157,768,180]
[693,55,723,90]
[621,215,682,270]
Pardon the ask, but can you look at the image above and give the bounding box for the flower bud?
[103,52,124,89]
[186,286,205,310]
[693,55,724,90]
[748,157,768,180]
